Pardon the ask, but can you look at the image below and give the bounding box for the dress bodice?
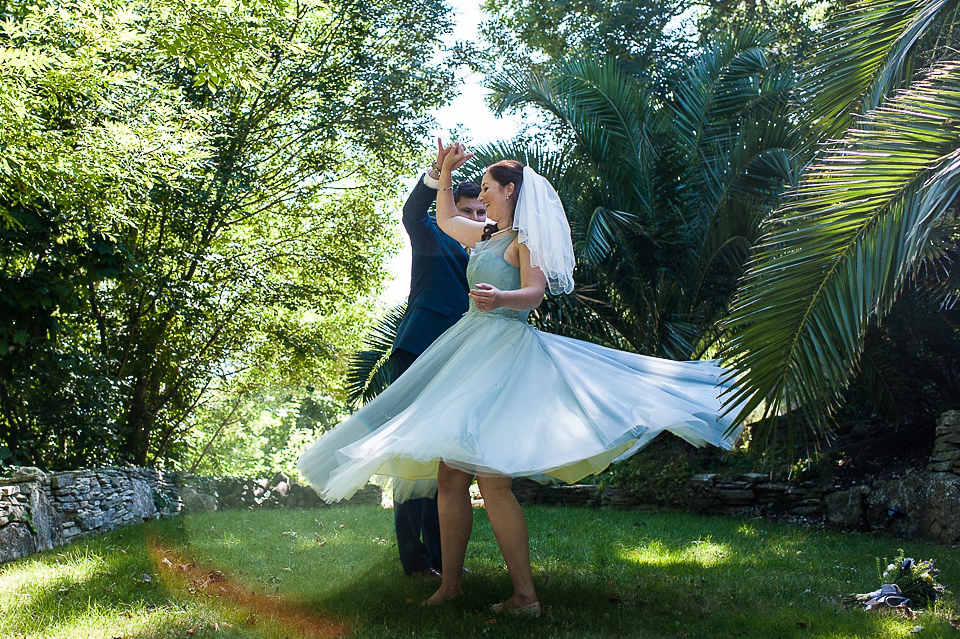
[467,231,529,322]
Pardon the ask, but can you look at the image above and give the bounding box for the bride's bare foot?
[426,587,463,605]
[490,594,540,615]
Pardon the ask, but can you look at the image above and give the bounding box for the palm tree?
[468,28,800,361]
[346,29,804,411]
[720,0,960,446]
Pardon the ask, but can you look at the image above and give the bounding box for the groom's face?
[456,198,485,223]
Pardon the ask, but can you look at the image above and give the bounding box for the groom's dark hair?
[453,181,480,203]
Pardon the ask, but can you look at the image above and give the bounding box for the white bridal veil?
[512,166,575,295]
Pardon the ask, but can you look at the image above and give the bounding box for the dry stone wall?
[822,409,960,545]
[515,470,960,544]
[928,410,960,473]
[0,467,379,565]
[514,410,960,545]
[513,472,822,518]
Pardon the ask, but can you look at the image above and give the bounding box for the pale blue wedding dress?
[298,231,742,502]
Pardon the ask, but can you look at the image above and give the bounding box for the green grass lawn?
[1,505,958,638]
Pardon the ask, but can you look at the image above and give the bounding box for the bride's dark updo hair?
[486,160,524,207]
[481,160,524,241]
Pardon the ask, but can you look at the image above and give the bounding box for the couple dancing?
[298,141,742,615]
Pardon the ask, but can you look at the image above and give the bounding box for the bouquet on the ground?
[877,552,946,608]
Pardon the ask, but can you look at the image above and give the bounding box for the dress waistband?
[466,305,530,322]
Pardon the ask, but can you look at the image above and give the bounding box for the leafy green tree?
[0,0,228,215]
[467,0,839,110]
[720,0,960,445]
[697,0,841,61]
[0,0,213,467]
[0,0,455,469]
[475,0,693,79]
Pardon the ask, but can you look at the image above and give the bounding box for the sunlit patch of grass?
[0,548,105,607]
[0,526,244,639]
[620,537,731,567]
[16,600,216,639]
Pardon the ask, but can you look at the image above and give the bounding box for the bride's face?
[479,171,515,227]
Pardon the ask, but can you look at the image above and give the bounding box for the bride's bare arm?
[436,143,485,247]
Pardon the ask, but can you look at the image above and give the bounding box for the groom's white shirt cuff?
[422,171,440,189]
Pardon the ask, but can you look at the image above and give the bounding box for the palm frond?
[462,139,576,187]
[574,205,642,264]
[722,60,960,443]
[344,303,406,407]
[668,29,799,269]
[800,0,959,145]
[670,28,786,154]
[489,56,658,211]
[481,41,804,375]
[530,284,628,348]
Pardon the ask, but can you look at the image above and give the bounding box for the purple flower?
[901,558,915,571]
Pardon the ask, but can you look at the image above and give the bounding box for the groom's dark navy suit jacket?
[392,176,470,357]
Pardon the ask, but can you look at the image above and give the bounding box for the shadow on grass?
[1,518,354,639]
[305,549,909,639]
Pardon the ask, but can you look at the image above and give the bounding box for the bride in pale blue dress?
[298,143,742,615]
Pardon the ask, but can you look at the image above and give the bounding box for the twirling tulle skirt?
[298,310,742,502]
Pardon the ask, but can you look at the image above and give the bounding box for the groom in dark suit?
[390,141,484,579]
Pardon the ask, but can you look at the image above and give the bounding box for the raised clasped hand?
[434,137,452,170]
[441,141,472,173]
[469,282,501,311]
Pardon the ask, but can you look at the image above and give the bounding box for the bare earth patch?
[146,535,353,639]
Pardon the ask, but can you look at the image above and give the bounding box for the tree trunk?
[189,395,245,474]
[123,373,153,466]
